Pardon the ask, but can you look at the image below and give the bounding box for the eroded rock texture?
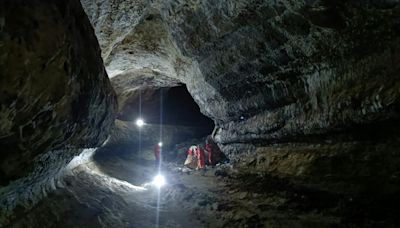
[162,0,400,141]
[81,0,201,121]
[81,0,400,195]
[164,0,400,196]
[0,0,116,185]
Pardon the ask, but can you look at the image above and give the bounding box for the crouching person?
[195,145,206,170]
[184,145,206,170]
[184,145,198,169]
[205,135,225,166]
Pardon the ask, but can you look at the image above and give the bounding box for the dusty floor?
[8,144,399,228]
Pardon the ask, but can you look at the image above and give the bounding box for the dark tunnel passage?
[117,84,215,131]
[162,85,214,128]
[106,83,216,155]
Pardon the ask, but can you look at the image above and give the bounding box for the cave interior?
[0,0,400,227]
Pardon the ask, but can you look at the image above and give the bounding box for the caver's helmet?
[189,145,197,151]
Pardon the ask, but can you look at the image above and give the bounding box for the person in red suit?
[205,138,213,165]
[187,145,195,156]
[154,142,162,167]
[205,135,226,166]
[184,145,197,169]
[195,145,206,169]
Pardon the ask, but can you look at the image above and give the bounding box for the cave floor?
[9,145,397,228]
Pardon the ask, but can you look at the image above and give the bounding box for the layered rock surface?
[81,0,400,187]
[161,0,400,142]
[162,0,400,195]
[81,0,400,143]
[0,0,116,184]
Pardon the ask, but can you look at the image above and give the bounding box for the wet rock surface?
[0,0,117,184]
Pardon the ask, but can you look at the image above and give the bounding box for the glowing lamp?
[152,174,166,188]
[135,118,145,127]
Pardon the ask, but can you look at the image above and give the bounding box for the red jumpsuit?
[195,147,206,169]
[154,145,161,163]
[205,143,213,165]
[187,147,194,156]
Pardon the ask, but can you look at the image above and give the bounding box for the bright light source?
[135,118,145,127]
[152,174,166,188]
[158,142,163,147]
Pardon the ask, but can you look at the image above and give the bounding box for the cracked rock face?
[0,0,117,185]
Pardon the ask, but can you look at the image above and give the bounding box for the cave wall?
[81,0,400,145]
[161,0,400,194]
[80,0,203,123]
[80,0,400,193]
[161,0,400,142]
[0,0,117,184]
[0,0,116,223]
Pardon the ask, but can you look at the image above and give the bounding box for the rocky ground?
[7,142,399,227]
